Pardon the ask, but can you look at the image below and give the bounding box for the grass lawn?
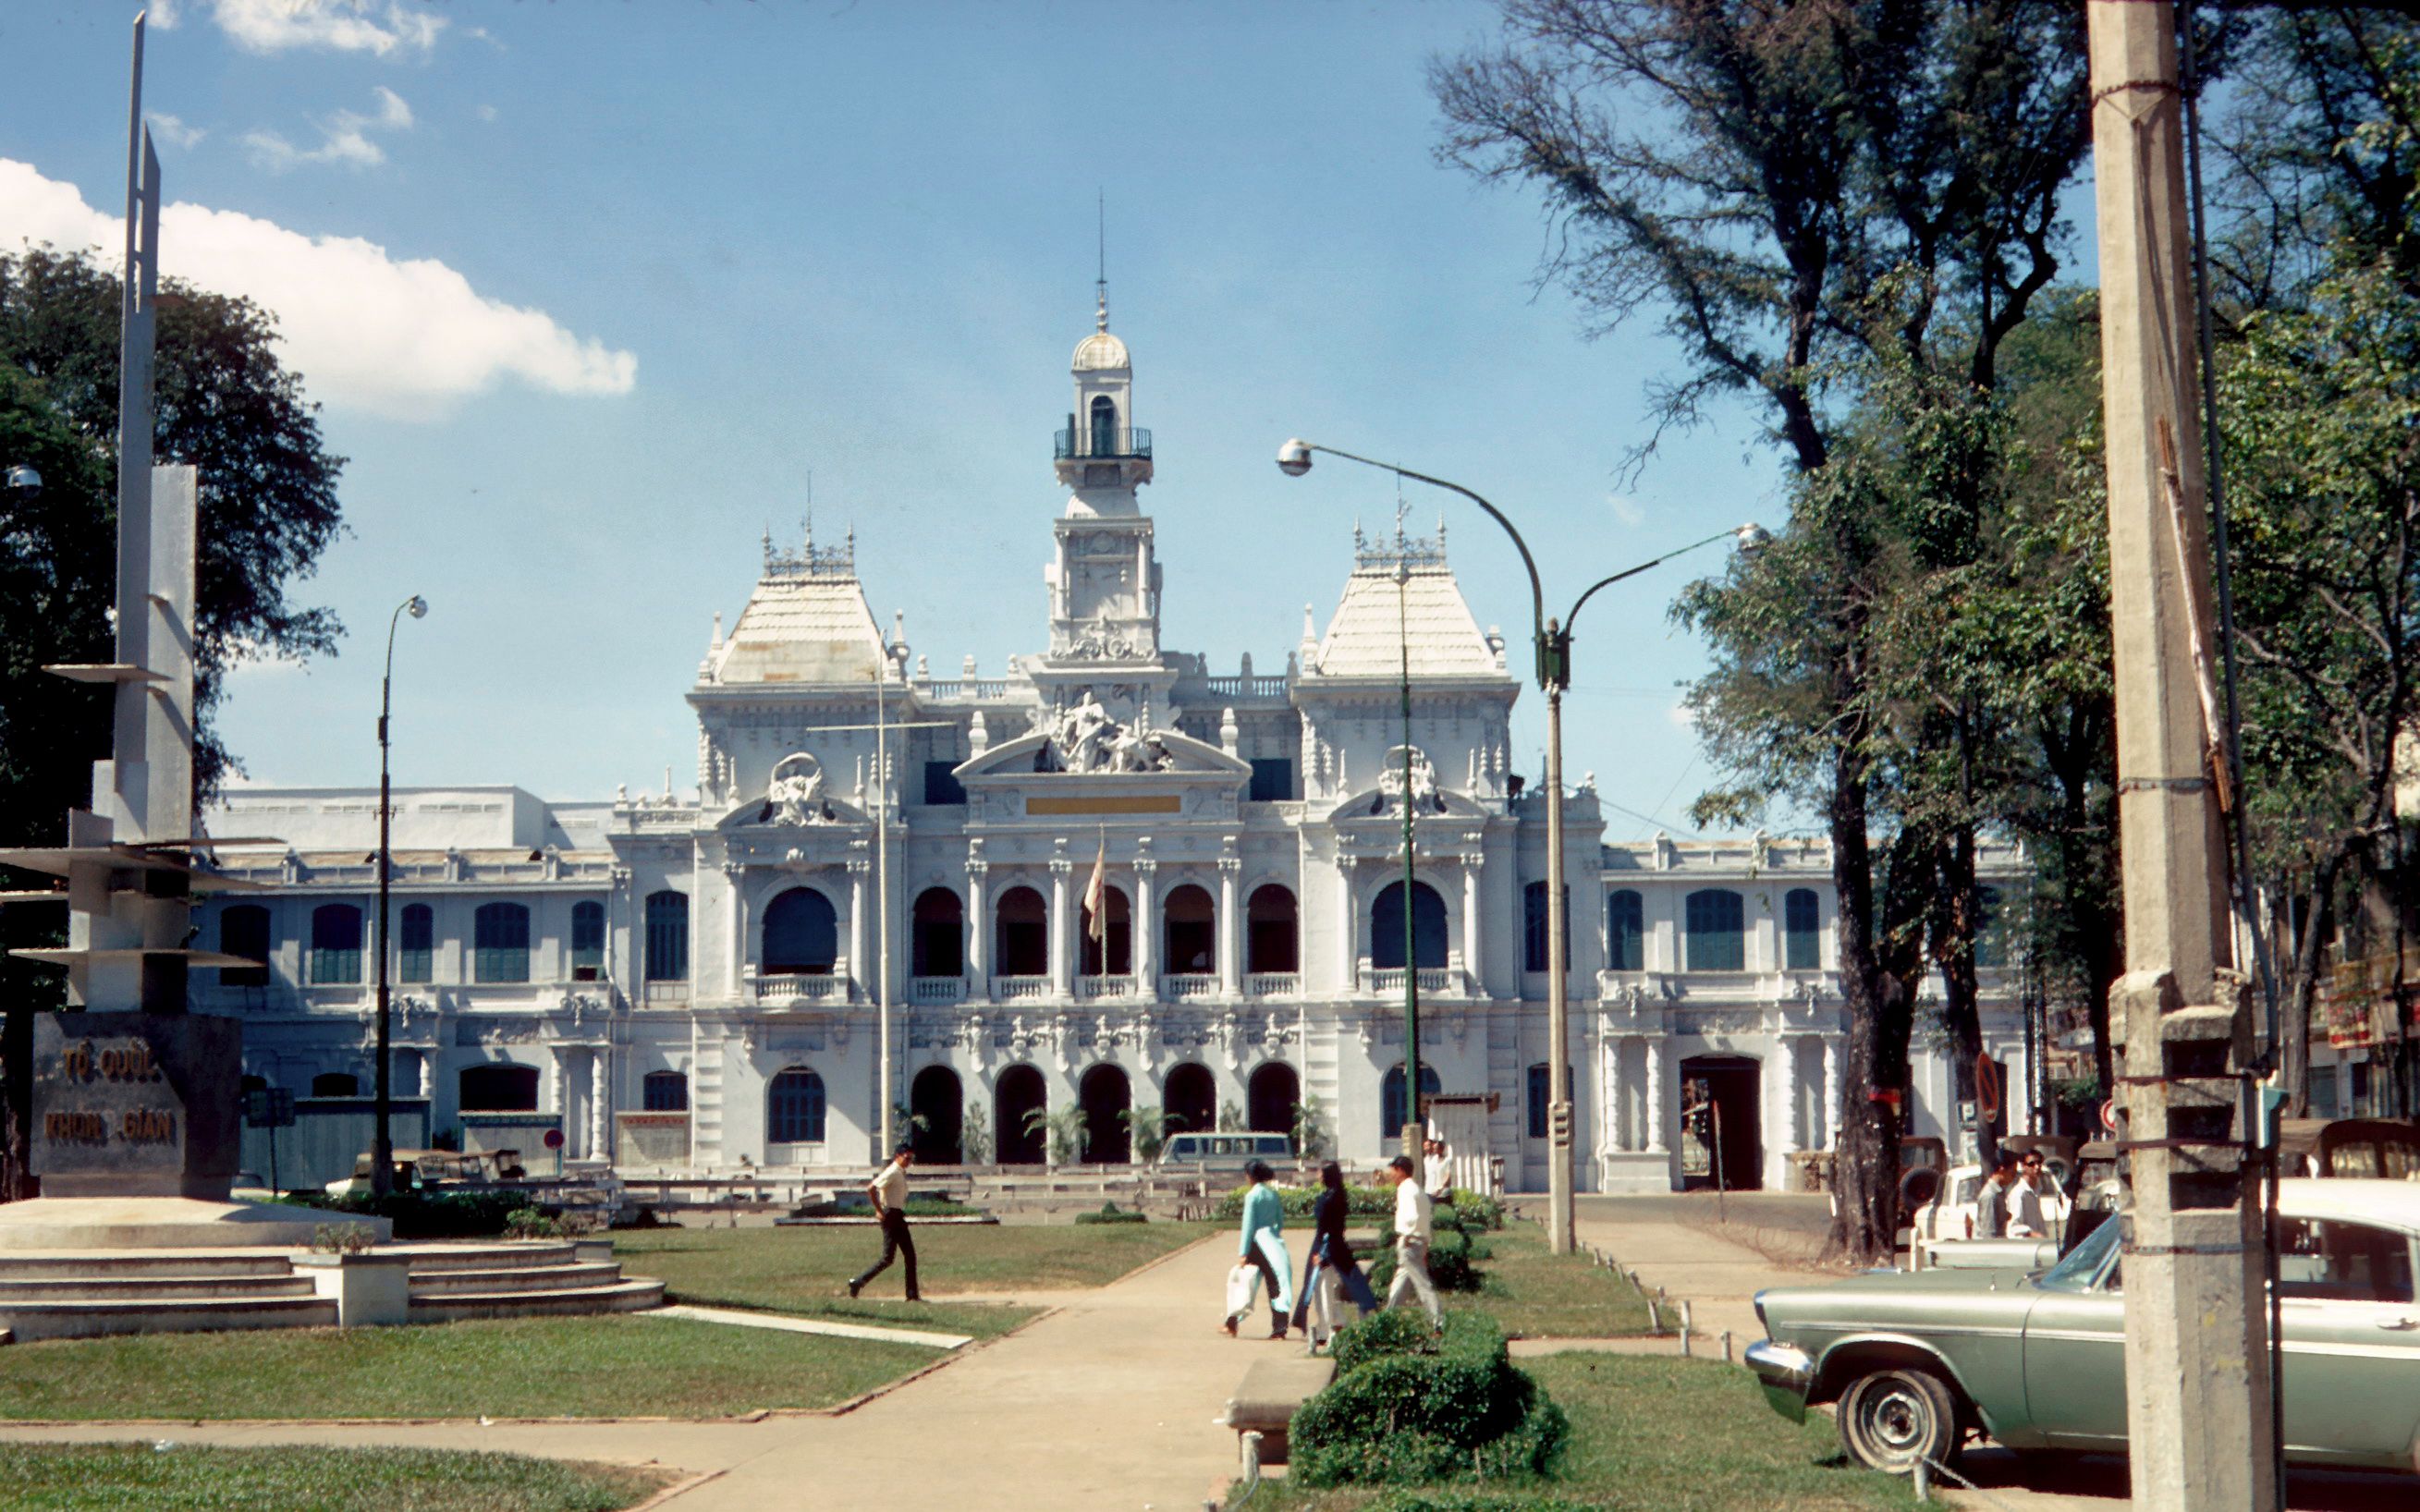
[613,1220,1216,1338]
[1,1444,669,1512]
[1245,1354,1918,1512]
[0,1315,933,1421]
[1447,1222,1655,1339]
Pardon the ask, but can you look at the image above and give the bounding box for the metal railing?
[1055,424,1152,460]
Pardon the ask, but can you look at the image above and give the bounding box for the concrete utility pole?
[2084,5,2276,1507]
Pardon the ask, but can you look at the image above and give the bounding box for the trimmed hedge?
[276,1190,528,1239]
[1366,1213,1489,1293]
[1360,1496,1592,1512]
[1075,1201,1149,1225]
[1289,1311,1568,1487]
[1448,1189,1506,1231]
[1211,1183,1397,1223]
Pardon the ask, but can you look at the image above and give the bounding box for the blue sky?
[4,0,1830,838]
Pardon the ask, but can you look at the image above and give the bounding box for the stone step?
[0,1273,316,1303]
[406,1277,666,1323]
[0,1251,295,1281]
[386,1241,578,1273]
[408,1262,624,1296]
[0,1294,337,1343]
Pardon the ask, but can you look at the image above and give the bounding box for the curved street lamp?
[1277,438,1760,1253]
[372,593,429,1200]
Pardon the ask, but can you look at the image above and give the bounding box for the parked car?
[323,1148,497,1197]
[1905,1162,2073,1248]
[1747,1178,2420,1476]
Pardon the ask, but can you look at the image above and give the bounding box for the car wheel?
[1838,1366,1962,1476]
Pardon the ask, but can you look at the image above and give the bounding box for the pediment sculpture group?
[1040,688,1176,775]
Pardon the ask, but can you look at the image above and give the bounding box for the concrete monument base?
[0,1196,389,1251]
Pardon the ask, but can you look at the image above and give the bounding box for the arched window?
[1081,884,1131,976]
[1683,888,1745,971]
[473,902,532,983]
[642,1069,689,1112]
[311,1071,360,1098]
[1371,881,1448,970]
[1784,888,1821,970]
[1089,394,1118,456]
[767,1067,827,1144]
[912,887,964,977]
[996,886,1048,977]
[645,891,690,982]
[763,888,838,976]
[1380,1063,1443,1142]
[996,1064,1047,1164]
[1247,1062,1299,1140]
[570,900,605,982]
[1522,882,1569,971]
[309,903,362,985]
[1163,1062,1216,1137]
[1164,884,1216,974]
[1607,890,1644,971]
[1247,884,1299,974]
[397,903,434,983]
[458,1063,539,1112]
[219,904,270,987]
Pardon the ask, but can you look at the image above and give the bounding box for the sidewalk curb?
[625,1469,726,1510]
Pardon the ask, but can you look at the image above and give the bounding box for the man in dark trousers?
[848,1144,920,1301]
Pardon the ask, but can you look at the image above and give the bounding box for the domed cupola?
[1055,282,1152,508]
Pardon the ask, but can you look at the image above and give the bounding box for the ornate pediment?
[712,750,873,832]
[955,714,1248,782]
[1329,745,1491,823]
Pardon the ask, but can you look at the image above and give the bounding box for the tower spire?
[1095,189,1108,332]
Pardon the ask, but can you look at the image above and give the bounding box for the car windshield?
[2033,1213,2121,1292]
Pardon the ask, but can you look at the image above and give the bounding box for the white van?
[1158,1132,1293,1170]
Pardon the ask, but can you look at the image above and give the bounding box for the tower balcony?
[1055,425,1153,461]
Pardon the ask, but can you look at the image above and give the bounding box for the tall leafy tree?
[0,246,346,1199]
[1434,0,2089,1259]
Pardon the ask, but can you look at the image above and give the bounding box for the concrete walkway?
[0,1231,1263,1512]
[1563,1192,1833,1347]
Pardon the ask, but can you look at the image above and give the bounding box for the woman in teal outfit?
[1222,1160,1294,1338]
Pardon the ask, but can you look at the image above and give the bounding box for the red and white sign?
[2099,1098,2120,1134]
[542,1128,565,1150]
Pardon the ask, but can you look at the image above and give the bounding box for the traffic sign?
[1974,1054,2002,1121]
[542,1128,565,1150]
[2099,1098,2120,1134]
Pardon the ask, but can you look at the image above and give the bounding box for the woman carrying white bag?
[1220,1160,1294,1339]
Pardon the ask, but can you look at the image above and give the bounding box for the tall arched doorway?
[1079,1063,1132,1164]
[996,1064,1047,1165]
[911,1065,963,1164]
[1680,1054,1762,1191]
[1164,1062,1216,1139]
[1247,1061,1299,1144]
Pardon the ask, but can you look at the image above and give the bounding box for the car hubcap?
[1864,1386,1928,1457]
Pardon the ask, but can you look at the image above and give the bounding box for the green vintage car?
[1746,1178,2420,1476]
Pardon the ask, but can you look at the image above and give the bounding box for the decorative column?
[1819,1035,1839,1150]
[548,1051,568,1140]
[1644,1035,1668,1152]
[1779,1034,1803,1158]
[1133,848,1158,991]
[965,850,989,999]
[847,858,871,998]
[1461,851,1484,993]
[1048,847,1074,1000]
[1335,853,1358,994]
[1216,846,1242,998]
[1599,1032,1624,1154]
[588,1047,607,1160]
[725,861,748,996]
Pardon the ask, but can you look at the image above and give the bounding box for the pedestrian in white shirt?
[847,1145,921,1301]
[1423,1138,1454,1203]
[1386,1153,1443,1328]
[2010,1150,2048,1239]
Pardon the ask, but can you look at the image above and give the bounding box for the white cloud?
[211,0,446,56]
[1666,701,1695,731]
[149,0,184,29]
[246,87,412,173]
[0,159,637,418]
[148,114,208,150]
[1605,493,1645,528]
[476,104,499,123]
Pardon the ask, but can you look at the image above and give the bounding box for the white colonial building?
[191,300,2031,1192]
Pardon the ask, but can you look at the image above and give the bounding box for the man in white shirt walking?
[1385,1153,1443,1328]
[847,1145,921,1301]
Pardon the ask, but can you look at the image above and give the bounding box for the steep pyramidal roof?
[707,530,893,688]
[1314,530,1503,679]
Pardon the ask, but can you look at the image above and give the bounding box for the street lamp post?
[1278,438,1759,1253]
[371,593,428,1201]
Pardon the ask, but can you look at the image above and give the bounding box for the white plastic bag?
[1225,1261,1261,1317]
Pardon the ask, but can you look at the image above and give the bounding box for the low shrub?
[1448,1189,1506,1231]
[503,1206,561,1240]
[1289,1311,1569,1487]
[1075,1201,1148,1225]
[1366,1213,1487,1294]
[277,1189,529,1239]
[1357,1494,1592,1512]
